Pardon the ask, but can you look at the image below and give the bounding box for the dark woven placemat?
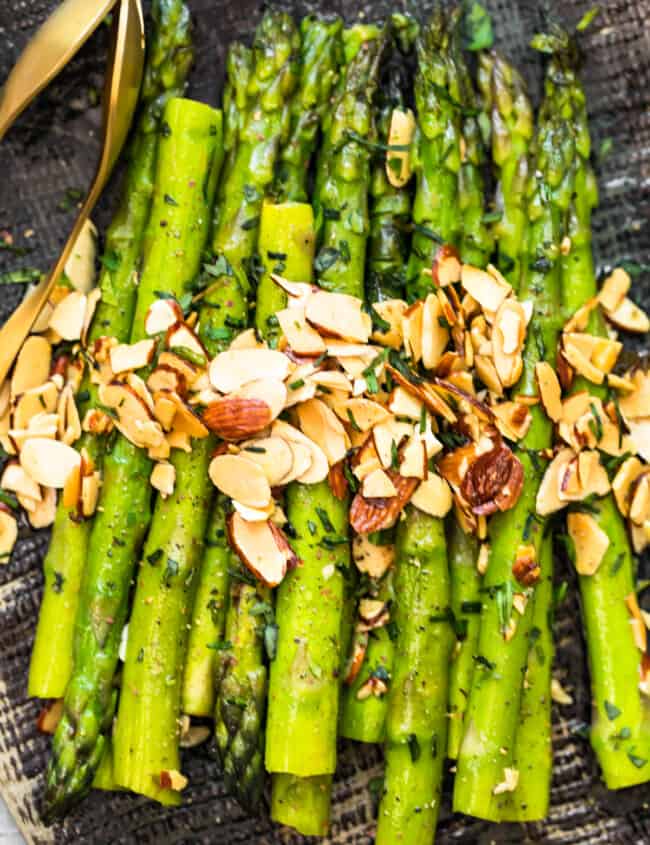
[1,0,649,842]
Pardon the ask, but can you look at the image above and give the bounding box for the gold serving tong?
[0,0,145,384]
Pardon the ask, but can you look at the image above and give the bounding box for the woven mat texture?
[1,0,649,842]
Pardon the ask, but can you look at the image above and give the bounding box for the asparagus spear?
[453,87,575,822]
[114,12,300,807]
[28,0,193,700]
[265,27,386,838]
[340,55,412,744]
[180,40,255,722]
[376,13,458,841]
[42,97,223,821]
[542,31,650,789]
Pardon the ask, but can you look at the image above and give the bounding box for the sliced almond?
[13,381,58,430]
[619,370,650,420]
[386,106,415,187]
[493,767,519,796]
[474,354,503,396]
[166,429,191,453]
[234,378,287,422]
[80,471,101,517]
[388,386,423,420]
[421,293,449,370]
[410,474,453,517]
[285,363,318,407]
[20,439,81,489]
[402,301,424,363]
[371,299,407,349]
[166,322,206,360]
[271,420,329,485]
[613,457,645,517]
[58,386,82,446]
[147,365,187,396]
[232,500,276,523]
[432,244,462,287]
[26,485,56,528]
[159,770,188,792]
[305,291,371,343]
[352,533,394,579]
[399,433,426,479]
[630,473,650,526]
[209,454,271,509]
[461,264,511,314]
[11,336,51,398]
[228,328,264,351]
[373,418,412,469]
[270,274,316,308]
[605,297,650,334]
[1,461,42,501]
[625,592,647,652]
[82,408,113,435]
[297,398,349,466]
[64,218,97,293]
[36,698,64,734]
[276,307,326,357]
[492,300,525,388]
[337,397,390,433]
[625,419,650,463]
[344,629,369,685]
[239,437,294,486]
[145,299,184,336]
[109,339,156,374]
[568,512,609,576]
[158,352,200,387]
[512,544,540,586]
[48,290,87,341]
[227,513,293,587]
[209,348,290,394]
[98,381,157,448]
[536,449,574,516]
[535,362,563,422]
[350,472,418,534]
[0,506,17,561]
[492,401,532,441]
[362,468,398,499]
[150,462,175,498]
[81,288,101,346]
[0,382,9,419]
[203,396,272,441]
[598,267,630,312]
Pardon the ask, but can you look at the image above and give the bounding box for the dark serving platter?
[1,0,649,842]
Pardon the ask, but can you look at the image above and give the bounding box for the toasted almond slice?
[371,299,407,349]
[373,418,412,469]
[625,592,648,652]
[432,244,462,287]
[276,307,326,357]
[110,339,156,374]
[159,770,188,792]
[474,354,503,396]
[421,293,449,370]
[551,678,574,705]
[64,218,97,293]
[399,433,426,480]
[166,396,209,440]
[81,471,101,517]
[48,290,88,341]
[147,365,188,396]
[536,449,574,515]
[493,768,519,796]
[492,401,532,441]
[626,418,650,463]
[227,513,290,587]
[81,288,101,346]
[158,352,200,387]
[27,485,57,529]
[388,386,423,420]
[631,521,650,555]
[209,348,290,394]
[535,362,563,422]
[358,598,389,629]
[13,381,58,431]
[11,336,52,399]
[563,297,598,333]
[209,454,271,509]
[461,264,511,314]
[20,438,81,489]
[305,290,371,343]
[232,500,276,523]
[630,473,650,525]
[98,381,155,446]
[277,440,312,484]
[327,341,377,360]
[613,457,644,517]
[619,370,650,420]
[270,274,316,308]
[344,629,369,685]
[605,297,650,334]
[598,267,630,312]
[82,408,113,435]
[352,533,394,579]
[271,420,329,485]
[239,437,294,486]
[166,322,206,360]
[297,398,349,466]
[386,107,415,187]
[1,461,42,501]
[234,378,287,422]
[9,415,59,451]
[350,472,418,533]
[228,328,264,351]
[562,336,605,384]
[59,386,82,446]
[362,468,398,499]
[203,396,272,441]
[145,299,184,336]
[410,474,453,517]
[285,365,318,407]
[568,512,609,576]
[0,382,9,420]
[151,462,175,499]
[36,697,64,733]
[387,366,457,424]
[166,429,191,453]
[338,397,390,433]
[493,300,525,388]
[402,300,424,363]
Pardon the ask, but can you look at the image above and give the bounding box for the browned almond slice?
[64,218,97,293]
[11,336,52,399]
[159,770,188,792]
[411,474,453,517]
[432,244,462,287]
[166,322,206,359]
[421,293,449,370]
[209,454,272,509]
[536,449,577,516]
[344,629,369,685]
[492,401,532,441]
[228,328,264,351]
[350,472,418,533]
[619,370,650,420]
[605,297,650,333]
[209,348,290,393]
[1,462,40,502]
[227,512,288,587]
[625,592,648,652]
[352,533,394,579]
[234,378,286,422]
[36,698,64,734]
[337,397,390,433]
[232,499,276,523]
[433,378,494,423]
[535,362,562,422]
[48,290,87,341]
[362,468,398,499]
[387,366,457,424]
[150,462,175,499]
[239,437,294,486]
[80,471,101,517]
[179,723,211,749]
[512,544,540,586]
[98,381,154,443]
[110,339,156,374]
[328,341,377,361]
[401,301,423,364]
[371,299,407,349]
[388,386,423,420]
[285,363,318,407]
[297,398,349,466]
[631,522,650,555]
[145,299,184,335]
[399,433,426,479]
[20,438,81,489]
[13,382,58,430]
[147,365,188,396]
[10,414,59,451]
[271,420,329,485]
[385,107,415,187]
[158,351,200,387]
[630,472,650,526]
[567,512,609,576]
[598,267,630,312]
[81,288,101,347]
[612,456,644,517]
[309,370,353,393]
[276,307,326,357]
[461,264,511,313]
[203,396,272,441]
[0,506,18,561]
[306,291,371,343]
[493,300,526,387]
[165,397,208,440]
[270,273,317,307]
[358,597,390,629]
[459,439,524,516]
[26,485,56,529]
[373,418,412,468]
[58,386,82,446]
[0,382,9,420]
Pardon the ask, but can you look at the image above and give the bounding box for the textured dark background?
[1,0,650,842]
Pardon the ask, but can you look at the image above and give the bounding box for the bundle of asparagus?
[2,3,648,843]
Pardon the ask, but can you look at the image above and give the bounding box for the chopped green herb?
[164,193,179,206]
[407,733,421,762]
[604,700,621,721]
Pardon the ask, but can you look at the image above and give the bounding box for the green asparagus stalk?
[180,40,256,722]
[28,0,193,700]
[340,55,412,744]
[42,97,222,821]
[542,32,650,789]
[453,89,575,823]
[266,27,386,838]
[376,14,458,842]
[274,15,343,203]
